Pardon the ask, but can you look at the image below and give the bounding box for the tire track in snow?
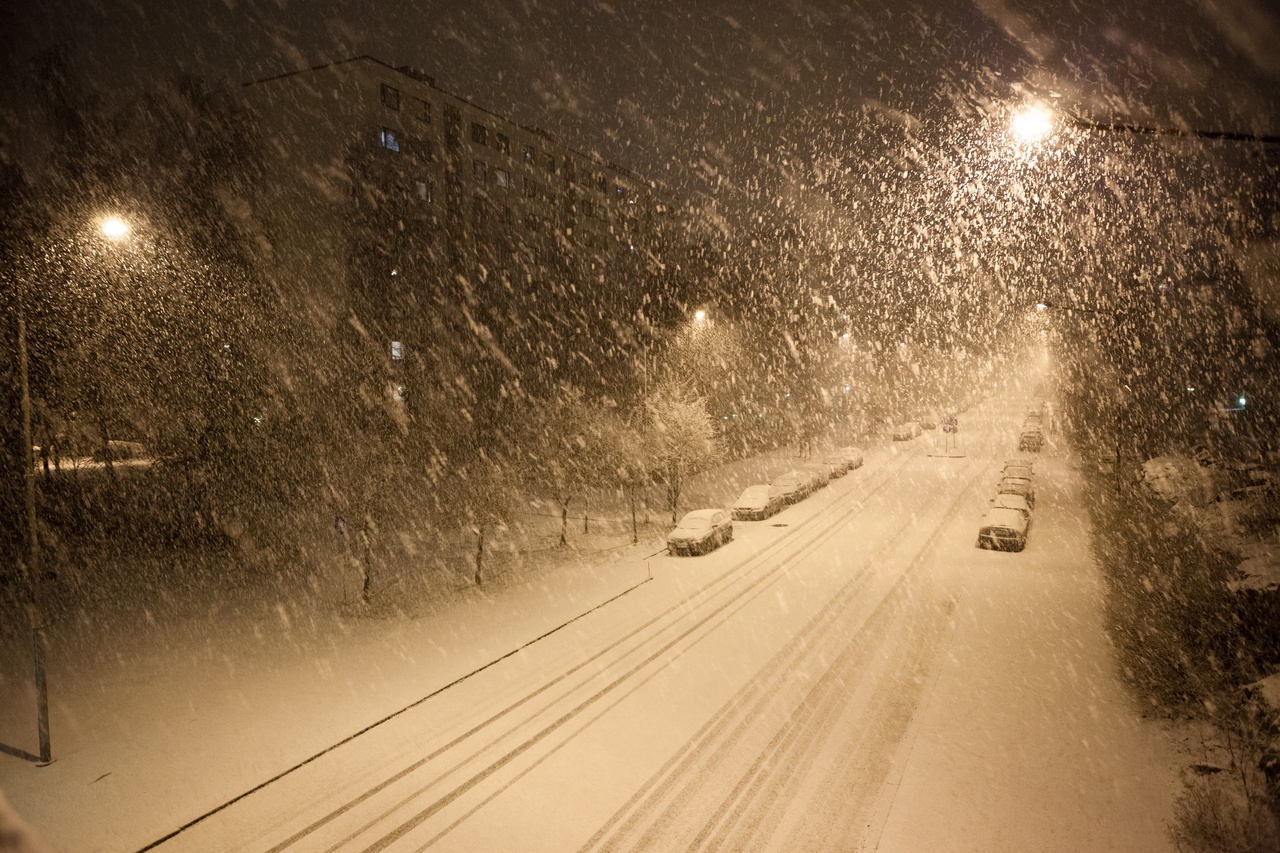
[577,443,991,853]
[226,444,927,852]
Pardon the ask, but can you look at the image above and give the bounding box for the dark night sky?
[4,0,1278,196]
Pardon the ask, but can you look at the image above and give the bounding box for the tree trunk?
[474,523,485,586]
[668,473,681,525]
[359,527,372,604]
[559,502,568,547]
[583,500,589,534]
[629,490,638,544]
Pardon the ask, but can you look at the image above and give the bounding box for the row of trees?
[2,60,994,598]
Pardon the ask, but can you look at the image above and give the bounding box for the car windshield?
[4,3,1278,851]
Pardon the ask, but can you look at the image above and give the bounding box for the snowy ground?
[1,376,1185,852]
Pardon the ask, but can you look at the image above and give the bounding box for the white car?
[771,469,816,502]
[977,507,1029,551]
[732,485,787,521]
[893,422,921,441]
[1003,464,1034,481]
[998,476,1037,508]
[990,492,1032,521]
[837,446,865,469]
[667,509,733,556]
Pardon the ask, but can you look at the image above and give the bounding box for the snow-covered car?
[820,452,855,476]
[837,446,865,469]
[892,422,921,441]
[976,507,1029,551]
[1018,430,1043,452]
[997,476,1037,507]
[667,509,733,556]
[798,461,839,481]
[919,416,938,430]
[1006,457,1036,471]
[1003,464,1034,482]
[771,469,819,502]
[990,492,1032,521]
[732,485,787,521]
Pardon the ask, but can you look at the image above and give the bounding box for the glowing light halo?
[1011,106,1053,143]
[100,216,131,239]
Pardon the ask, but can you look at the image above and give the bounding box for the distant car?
[1018,430,1043,452]
[893,422,921,441]
[799,463,833,489]
[998,476,1037,507]
[820,452,854,476]
[732,485,787,521]
[1006,457,1036,472]
[837,446,865,469]
[1003,464,1034,481]
[977,507,1029,551]
[667,509,733,556]
[990,492,1032,521]
[919,416,938,430]
[771,470,815,503]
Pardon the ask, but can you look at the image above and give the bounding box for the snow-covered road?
[1,383,1182,852]
[142,389,1178,852]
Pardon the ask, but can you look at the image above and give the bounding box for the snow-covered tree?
[643,386,719,524]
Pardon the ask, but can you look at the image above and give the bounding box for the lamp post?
[9,214,132,765]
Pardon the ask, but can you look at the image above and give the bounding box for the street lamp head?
[100,216,131,240]
[694,309,707,322]
[1012,106,1053,143]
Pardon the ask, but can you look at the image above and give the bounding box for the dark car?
[667,509,734,556]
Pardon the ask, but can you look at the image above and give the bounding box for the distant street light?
[694,309,707,323]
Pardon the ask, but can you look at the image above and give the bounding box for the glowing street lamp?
[13,215,136,764]
[694,309,707,323]
[100,215,131,240]
[1011,106,1053,143]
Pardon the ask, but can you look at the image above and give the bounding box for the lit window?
[380,128,400,152]
[495,169,510,188]
[393,384,406,402]
[415,180,432,202]
[391,341,404,360]
[470,122,487,145]
[523,144,536,162]
[381,84,400,110]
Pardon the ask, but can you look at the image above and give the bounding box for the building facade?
[240,56,683,412]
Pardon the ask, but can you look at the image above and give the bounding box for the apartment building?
[240,56,682,402]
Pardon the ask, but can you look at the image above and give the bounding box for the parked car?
[820,452,855,476]
[667,509,733,556]
[1018,430,1043,452]
[893,422,921,441]
[1003,463,1034,481]
[998,476,1037,507]
[919,416,938,430]
[732,485,787,521]
[990,492,1032,521]
[1006,457,1036,472]
[800,463,834,489]
[837,446,865,469]
[771,470,815,503]
[976,507,1029,551]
